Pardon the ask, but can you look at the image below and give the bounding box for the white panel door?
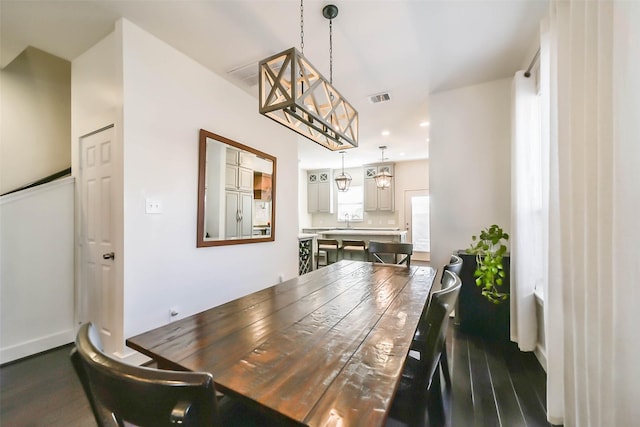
[79,126,116,351]
[404,189,430,261]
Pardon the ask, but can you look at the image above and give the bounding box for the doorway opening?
[404,190,430,261]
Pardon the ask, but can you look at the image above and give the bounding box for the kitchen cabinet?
[307,170,333,213]
[364,163,394,212]
[225,191,253,238]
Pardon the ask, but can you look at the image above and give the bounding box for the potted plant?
[456,224,511,341]
[467,224,510,304]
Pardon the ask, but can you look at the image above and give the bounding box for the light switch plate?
[145,199,162,214]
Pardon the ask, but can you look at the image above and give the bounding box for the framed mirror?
[197,129,276,247]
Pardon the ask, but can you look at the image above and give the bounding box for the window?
[337,185,363,222]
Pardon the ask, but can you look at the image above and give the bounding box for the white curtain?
[510,71,542,351]
[545,0,640,425]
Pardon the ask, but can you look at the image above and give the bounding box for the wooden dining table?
[126,260,436,427]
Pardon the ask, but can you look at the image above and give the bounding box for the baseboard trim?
[534,343,547,372]
[1,328,75,365]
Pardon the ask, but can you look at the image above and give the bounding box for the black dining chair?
[71,323,277,427]
[443,253,464,328]
[368,241,413,267]
[442,254,463,283]
[388,271,462,427]
[411,270,461,390]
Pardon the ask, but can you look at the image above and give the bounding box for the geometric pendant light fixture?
[334,150,352,192]
[374,146,393,189]
[258,2,358,151]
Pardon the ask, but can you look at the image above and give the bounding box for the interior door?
[79,126,116,352]
[404,189,430,261]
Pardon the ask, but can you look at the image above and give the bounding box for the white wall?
[0,178,75,363]
[1,47,71,194]
[393,159,429,229]
[71,19,299,356]
[72,28,125,354]
[118,20,298,342]
[429,78,512,270]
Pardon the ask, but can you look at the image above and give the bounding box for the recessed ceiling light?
[381,130,390,136]
[426,138,430,142]
[419,121,430,127]
[399,152,406,156]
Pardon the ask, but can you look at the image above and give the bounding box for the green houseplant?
[468,224,510,304]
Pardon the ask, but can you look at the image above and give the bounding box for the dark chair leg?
[440,345,452,389]
[426,370,445,427]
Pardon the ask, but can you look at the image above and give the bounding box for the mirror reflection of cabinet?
[197,129,276,247]
[226,147,254,192]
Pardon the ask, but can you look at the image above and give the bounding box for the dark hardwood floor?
[445,325,552,427]
[1,324,552,427]
[385,323,552,427]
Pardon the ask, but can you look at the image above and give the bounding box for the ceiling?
[1,0,548,170]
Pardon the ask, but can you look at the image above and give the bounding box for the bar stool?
[340,240,367,261]
[316,239,340,269]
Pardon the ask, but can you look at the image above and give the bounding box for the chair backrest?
[413,272,461,388]
[70,323,220,427]
[440,268,460,291]
[441,254,463,283]
[317,239,339,249]
[341,240,366,250]
[368,241,413,267]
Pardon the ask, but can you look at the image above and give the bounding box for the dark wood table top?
[126,260,436,427]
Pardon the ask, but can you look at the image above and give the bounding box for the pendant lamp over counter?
[374,146,393,189]
[334,151,352,192]
[258,2,358,151]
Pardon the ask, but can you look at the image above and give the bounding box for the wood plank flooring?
[445,325,553,427]
[0,324,554,427]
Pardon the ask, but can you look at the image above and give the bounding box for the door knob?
[102,252,115,260]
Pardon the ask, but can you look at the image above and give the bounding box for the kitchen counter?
[318,229,406,236]
[302,227,400,232]
[317,228,407,244]
[298,233,318,239]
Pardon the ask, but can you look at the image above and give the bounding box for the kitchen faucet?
[344,213,350,228]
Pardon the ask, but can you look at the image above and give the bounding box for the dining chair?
[368,241,413,267]
[442,254,463,282]
[444,253,464,329]
[316,239,340,269]
[71,323,278,427]
[389,271,462,427]
[340,239,367,261]
[415,269,461,389]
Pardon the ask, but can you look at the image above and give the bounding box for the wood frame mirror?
[197,129,276,247]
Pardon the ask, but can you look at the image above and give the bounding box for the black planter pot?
[456,251,510,342]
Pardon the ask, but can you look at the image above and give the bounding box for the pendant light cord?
[329,18,333,84]
[300,0,304,55]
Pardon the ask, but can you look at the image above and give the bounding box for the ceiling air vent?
[227,62,260,87]
[368,92,391,104]
[228,55,283,88]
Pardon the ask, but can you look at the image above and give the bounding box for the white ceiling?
[1,0,548,170]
